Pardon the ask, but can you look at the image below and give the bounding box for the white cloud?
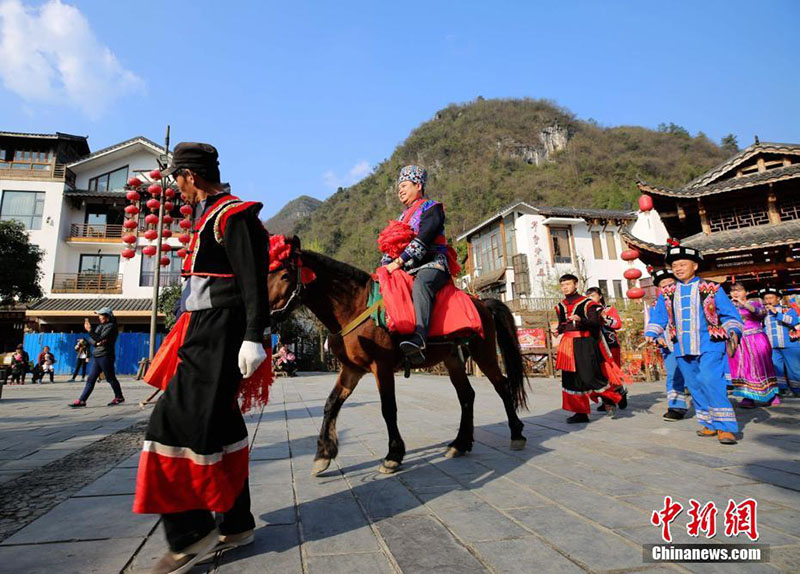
[323,160,372,189]
[0,0,144,118]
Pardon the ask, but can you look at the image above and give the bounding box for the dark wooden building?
[622,141,800,290]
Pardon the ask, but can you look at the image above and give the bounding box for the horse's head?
[268,234,304,320]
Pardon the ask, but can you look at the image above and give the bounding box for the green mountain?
[264,195,323,237]
[293,98,732,269]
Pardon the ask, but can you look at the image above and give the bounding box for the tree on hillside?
[0,220,43,304]
[721,134,739,155]
[657,122,690,137]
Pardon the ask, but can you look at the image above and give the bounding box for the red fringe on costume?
[378,220,417,259]
[144,312,274,413]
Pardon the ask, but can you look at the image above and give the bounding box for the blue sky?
[0,0,797,218]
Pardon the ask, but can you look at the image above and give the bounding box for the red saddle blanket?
[374,267,483,338]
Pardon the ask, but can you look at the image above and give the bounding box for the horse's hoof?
[445,446,467,458]
[510,438,527,451]
[379,460,401,474]
[311,458,331,476]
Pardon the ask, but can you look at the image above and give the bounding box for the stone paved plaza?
[0,373,798,573]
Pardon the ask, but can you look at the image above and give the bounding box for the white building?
[0,132,178,333]
[456,202,648,313]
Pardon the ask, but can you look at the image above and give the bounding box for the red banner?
[517,328,546,349]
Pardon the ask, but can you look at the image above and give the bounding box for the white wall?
[72,148,162,190]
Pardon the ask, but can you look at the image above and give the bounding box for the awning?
[26,298,163,318]
[473,268,506,291]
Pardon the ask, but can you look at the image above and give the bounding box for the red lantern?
[149,169,162,180]
[180,204,193,216]
[177,248,188,259]
[160,256,171,267]
[161,229,172,238]
[627,287,645,299]
[623,268,642,280]
[124,205,140,215]
[163,215,173,225]
[146,199,161,211]
[161,243,172,253]
[621,248,640,261]
[121,248,136,259]
[638,194,654,212]
[164,201,174,211]
[164,188,176,199]
[179,219,192,229]
[145,214,159,225]
[178,233,191,244]
[123,219,138,229]
[144,229,158,241]
[122,233,137,244]
[127,176,142,187]
[142,245,157,257]
[148,184,163,197]
[126,190,141,201]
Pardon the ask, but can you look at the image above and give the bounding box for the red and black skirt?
[133,307,250,515]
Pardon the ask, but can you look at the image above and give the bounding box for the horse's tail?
[484,298,529,411]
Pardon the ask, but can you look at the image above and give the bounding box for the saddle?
[372,267,484,339]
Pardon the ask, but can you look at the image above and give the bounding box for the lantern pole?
[148,125,170,361]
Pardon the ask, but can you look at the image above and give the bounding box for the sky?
[0,0,797,219]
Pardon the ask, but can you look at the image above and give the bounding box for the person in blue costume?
[761,287,800,398]
[645,243,743,445]
[647,267,689,421]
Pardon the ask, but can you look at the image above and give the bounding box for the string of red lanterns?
[619,193,654,300]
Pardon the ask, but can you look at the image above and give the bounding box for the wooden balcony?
[68,223,124,242]
[52,273,123,294]
[0,161,73,183]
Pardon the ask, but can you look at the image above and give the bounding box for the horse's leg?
[471,339,527,450]
[443,354,476,458]
[312,365,364,476]
[373,365,406,474]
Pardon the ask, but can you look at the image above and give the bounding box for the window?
[0,191,45,230]
[598,279,609,297]
[89,166,129,192]
[140,251,182,286]
[613,279,624,300]
[605,232,617,260]
[490,233,501,267]
[85,204,125,225]
[550,227,572,264]
[79,254,119,275]
[504,215,517,259]
[512,253,530,296]
[591,231,603,259]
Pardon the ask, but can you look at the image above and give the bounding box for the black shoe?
[663,409,684,422]
[566,413,590,424]
[107,397,125,406]
[618,387,628,410]
[399,335,426,365]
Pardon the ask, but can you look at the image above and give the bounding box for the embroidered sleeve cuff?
[401,238,428,265]
[779,314,797,327]
[645,324,664,338]
[723,319,744,336]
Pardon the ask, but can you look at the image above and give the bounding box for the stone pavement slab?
[1,373,798,573]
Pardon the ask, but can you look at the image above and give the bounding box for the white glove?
[238,341,267,379]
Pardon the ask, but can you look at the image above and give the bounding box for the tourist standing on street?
[555,274,625,423]
[761,287,800,397]
[35,346,56,383]
[9,344,27,384]
[648,267,689,421]
[133,142,271,574]
[727,284,778,408]
[645,244,742,445]
[69,307,124,407]
[68,338,91,381]
[586,286,628,412]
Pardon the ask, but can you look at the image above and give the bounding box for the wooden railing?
[69,223,124,240]
[52,273,123,294]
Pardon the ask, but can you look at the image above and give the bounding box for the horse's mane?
[301,250,372,285]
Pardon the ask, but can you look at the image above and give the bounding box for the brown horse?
[268,237,528,475]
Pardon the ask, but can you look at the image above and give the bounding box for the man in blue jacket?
[761,287,800,397]
[645,245,742,445]
[69,307,124,407]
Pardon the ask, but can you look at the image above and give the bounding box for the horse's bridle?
[269,256,304,320]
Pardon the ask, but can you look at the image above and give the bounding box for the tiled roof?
[536,206,635,220]
[621,220,800,256]
[639,163,800,198]
[64,189,128,199]
[683,142,800,190]
[27,298,153,312]
[0,131,87,141]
